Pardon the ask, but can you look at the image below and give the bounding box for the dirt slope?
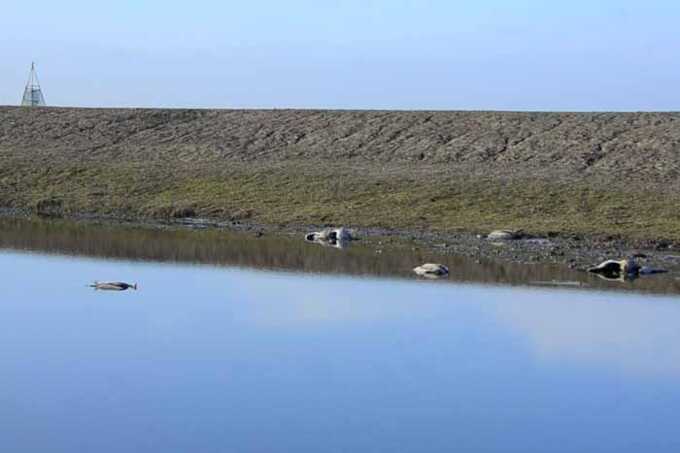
[1,106,679,239]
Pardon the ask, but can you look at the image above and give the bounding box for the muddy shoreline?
[3,107,680,244]
[3,208,679,278]
[2,107,680,279]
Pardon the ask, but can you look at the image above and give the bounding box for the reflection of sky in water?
[493,291,680,378]
[2,251,680,453]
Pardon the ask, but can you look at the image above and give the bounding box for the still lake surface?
[1,218,680,452]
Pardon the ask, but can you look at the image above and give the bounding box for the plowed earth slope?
[1,107,679,239]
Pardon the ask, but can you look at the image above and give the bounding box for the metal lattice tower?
[21,62,46,107]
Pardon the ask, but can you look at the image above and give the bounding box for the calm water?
[1,219,680,452]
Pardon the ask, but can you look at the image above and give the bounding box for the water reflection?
[491,289,680,378]
[0,217,679,294]
[1,250,680,453]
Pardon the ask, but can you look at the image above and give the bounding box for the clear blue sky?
[1,0,679,110]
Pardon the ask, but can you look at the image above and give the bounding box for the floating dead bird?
[588,258,639,277]
[487,229,524,240]
[305,227,354,242]
[588,258,667,280]
[305,227,355,248]
[413,263,449,278]
[90,281,138,291]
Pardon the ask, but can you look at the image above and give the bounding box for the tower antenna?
[21,62,46,107]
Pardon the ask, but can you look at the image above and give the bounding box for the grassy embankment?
[1,107,679,240]
[3,161,680,240]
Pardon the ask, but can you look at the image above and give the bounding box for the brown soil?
[1,106,679,242]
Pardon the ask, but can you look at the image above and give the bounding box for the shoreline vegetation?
[1,106,679,268]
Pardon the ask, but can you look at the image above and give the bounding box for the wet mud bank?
[2,107,680,274]
[2,209,679,291]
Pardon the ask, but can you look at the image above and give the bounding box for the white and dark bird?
[90,281,138,291]
[413,263,449,278]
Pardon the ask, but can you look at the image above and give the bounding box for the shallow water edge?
[1,215,679,295]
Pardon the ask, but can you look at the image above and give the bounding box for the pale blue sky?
[1,0,679,110]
